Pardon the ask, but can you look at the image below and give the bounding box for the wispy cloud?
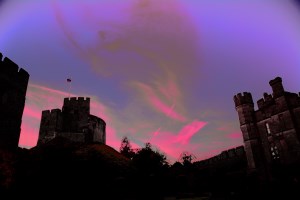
[20,83,118,148]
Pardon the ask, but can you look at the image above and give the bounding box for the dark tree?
[179,151,196,166]
[119,136,135,159]
[132,142,168,174]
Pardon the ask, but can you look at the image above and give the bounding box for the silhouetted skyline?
[1,1,300,162]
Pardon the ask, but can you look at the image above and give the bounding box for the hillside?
[1,137,136,198]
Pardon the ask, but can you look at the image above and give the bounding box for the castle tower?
[269,77,284,98]
[0,53,30,149]
[38,97,106,145]
[62,97,90,133]
[37,109,63,145]
[234,92,264,170]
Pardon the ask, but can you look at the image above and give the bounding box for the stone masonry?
[38,97,106,145]
[234,77,300,171]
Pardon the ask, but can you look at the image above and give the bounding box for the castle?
[0,52,30,149]
[234,77,300,172]
[37,97,106,145]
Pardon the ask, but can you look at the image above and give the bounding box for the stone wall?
[38,97,106,145]
[234,77,300,172]
[0,53,29,149]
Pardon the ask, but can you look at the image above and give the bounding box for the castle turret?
[37,109,63,145]
[269,77,284,98]
[234,92,263,170]
[62,97,90,132]
[0,54,29,149]
[38,97,106,145]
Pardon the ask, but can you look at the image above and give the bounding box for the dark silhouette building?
[37,97,106,145]
[0,52,30,149]
[234,77,300,172]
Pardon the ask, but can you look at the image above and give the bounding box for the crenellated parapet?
[63,97,90,104]
[0,55,29,93]
[63,97,90,112]
[234,76,300,172]
[38,97,106,145]
[234,92,253,108]
[257,92,274,109]
[42,109,62,115]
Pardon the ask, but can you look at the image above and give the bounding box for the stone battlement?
[42,109,62,115]
[63,97,90,106]
[234,76,300,172]
[269,76,285,98]
[257,92,274,109]
[38,97,105,145]
[63,97,90,113]
[269,77,282,87]
[0,53,30,89]
[234,92,253,107]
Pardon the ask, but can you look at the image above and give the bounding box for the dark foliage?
[132,142,168,175]
[120,136,135,160]
[1,138,300,199]
[179,151,196,167]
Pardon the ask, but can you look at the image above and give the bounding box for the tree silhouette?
[179,151,196,166]
[132,142,168,175]
[119,136,135,160]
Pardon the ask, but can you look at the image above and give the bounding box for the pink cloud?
[23,106,41,120]
[133,82,187,122]
[19,83,239,163]
[149,120,207,161]
[227,132,242,139]
[175,120,208,145]
[19,83,120,149]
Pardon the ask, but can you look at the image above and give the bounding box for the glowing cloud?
[19,83,118,148]
[175,120,208,145]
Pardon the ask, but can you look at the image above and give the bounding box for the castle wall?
[38,109,63,145]
[195,146,247,171]
[57,132,85,142]
[62,97,90,133]
[38,97,106,145]
[89,115,106,144]
[0,53,29,149]
[234,77,300,172]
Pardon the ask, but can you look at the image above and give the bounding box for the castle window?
[270,145,280,160]
[266,123,271,135]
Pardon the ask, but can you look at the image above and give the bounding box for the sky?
[1,0,300,163]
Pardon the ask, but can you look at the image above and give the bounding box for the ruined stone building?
[37,97,106,145]
[234,77,300,171]
[0,52,30,149]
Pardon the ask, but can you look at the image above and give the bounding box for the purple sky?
[1,0,300,163]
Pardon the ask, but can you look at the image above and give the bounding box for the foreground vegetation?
[0,137,299,199]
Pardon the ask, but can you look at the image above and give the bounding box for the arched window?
[270,145,280,160]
